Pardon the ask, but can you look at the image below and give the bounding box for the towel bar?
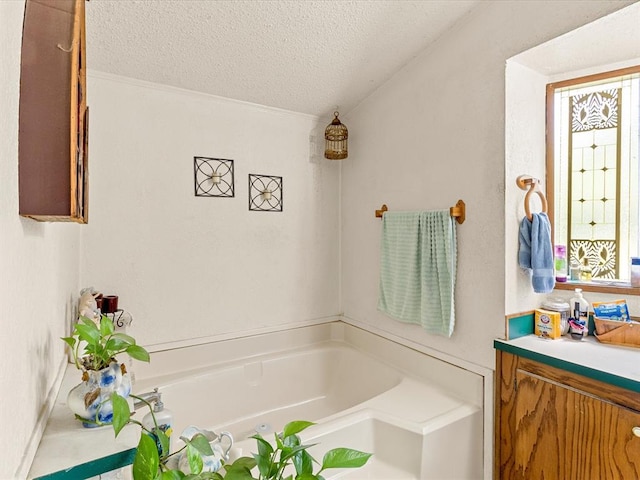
[375,204,388,218]
[516,175,548,221]
[375,200,466,224]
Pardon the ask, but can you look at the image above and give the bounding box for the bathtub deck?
[327,460,418,479]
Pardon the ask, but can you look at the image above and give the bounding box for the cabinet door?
[19,0,88,222]
[497,351,640,479]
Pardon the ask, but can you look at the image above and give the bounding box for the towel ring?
[516,175,548,221]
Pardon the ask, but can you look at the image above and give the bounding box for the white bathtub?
[133,323,484,479]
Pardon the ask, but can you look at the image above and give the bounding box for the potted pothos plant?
[61,315,150,427]
[110,391,372,480]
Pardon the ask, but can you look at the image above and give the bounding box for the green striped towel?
[377,210,457,337]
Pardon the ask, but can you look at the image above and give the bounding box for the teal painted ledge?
[506,311,596,340]
[33,448,135,480]
[494,337,640,393]
[506,312,534,340]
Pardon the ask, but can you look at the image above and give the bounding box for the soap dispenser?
[142,393,173,456]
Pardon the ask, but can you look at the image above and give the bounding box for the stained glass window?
[552,71,640,281]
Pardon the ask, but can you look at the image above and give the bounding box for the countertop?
[27,364,139,479]
[494,334,640,392]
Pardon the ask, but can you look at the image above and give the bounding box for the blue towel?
[519,213,555,293]
[378,210,457,337]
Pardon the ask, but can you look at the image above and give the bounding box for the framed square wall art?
[249,174,283,212]
[194,157,234,197]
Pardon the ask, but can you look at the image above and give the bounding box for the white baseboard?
[16,355,68,480]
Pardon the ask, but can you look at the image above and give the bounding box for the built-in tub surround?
[136,323,484,479]
[28,322,484,479]
[143,344,403,440]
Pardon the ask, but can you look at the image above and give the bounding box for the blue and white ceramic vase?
[67,361,132,428]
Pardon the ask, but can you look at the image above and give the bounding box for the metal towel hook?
[516,175,548,221]
[56,43,73,53]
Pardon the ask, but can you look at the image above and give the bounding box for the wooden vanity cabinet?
[495,351,640,479]
[18,0,88,222]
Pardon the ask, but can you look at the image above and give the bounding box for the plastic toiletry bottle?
[142,393,173,456]
[541,298,571,335]
[569,260,581,281]
[631,257,640,287]
[569,288,590,337]
[580,258,592,282]
[554,245,568,282]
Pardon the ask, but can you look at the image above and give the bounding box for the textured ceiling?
[86,0,480,117]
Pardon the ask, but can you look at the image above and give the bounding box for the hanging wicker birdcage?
[324,111,348,160]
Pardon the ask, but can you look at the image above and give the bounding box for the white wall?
[507,2,640,317]
[505,61,549,315]
[341,0,631,370]
[81,73,341,348]
[0,2,81,478]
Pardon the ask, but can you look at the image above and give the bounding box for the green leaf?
[295,474,319,480]
[110,392,130,437]
[105,337,130,352]
[187,433,215,457]
[126,344,151,363]
[274,432,284,450]
[284,433,300,447]
[79,315,98,327]
[75,322,100,346]
[280,444,315,464]
[111,332,137,345]
[269,461,280,478]
[222,466,255,480]
[252,434,274,457]
[321,448,372,470]
[186,443,204,475]
[253,452,271,478]
[159,470,184,480]
[133,434,160,480]
[226,457,256,471]
[83,343,100,354]
[61,336,76,349]
[292,449,315,476]
[199,473,225,480]
[156,429,170,458]
[100,315,115,336]
[200,473,225,480]
[283,421,315,438]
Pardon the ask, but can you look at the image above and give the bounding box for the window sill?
[554,280,640,296]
